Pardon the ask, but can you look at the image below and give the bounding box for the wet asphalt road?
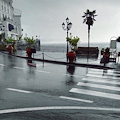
[0,52,120,119]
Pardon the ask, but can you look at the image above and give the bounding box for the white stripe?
[88,71,120,77]
[59,96,93,103]
[36,70,50,73]
[90,69,120,74]
[13,67,25,70]
[82,78,120,85]
[1,106,120,114]
[0,64,5,66]
[90,69,114,73]
[6,88,32,94]
[70,88,120,100]
[63,74,85,78]
[86,74,119,80]
[77,82,120,91]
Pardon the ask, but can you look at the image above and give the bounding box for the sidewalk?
[2,50,119,69]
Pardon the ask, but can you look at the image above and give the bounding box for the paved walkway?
[1,50,120,69]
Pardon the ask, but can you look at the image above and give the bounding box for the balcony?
[14,8,22,16]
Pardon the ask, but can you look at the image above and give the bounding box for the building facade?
[0,0,22,41]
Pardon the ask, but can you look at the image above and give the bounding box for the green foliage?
[24,36,35,45]
[66,33,80,51]
[4,37,15,44]
[18,35,22,41]
[82,9,97,27]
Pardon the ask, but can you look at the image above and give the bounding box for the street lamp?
[62,17,72,56]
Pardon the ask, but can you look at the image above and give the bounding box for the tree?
[82,9,97,61]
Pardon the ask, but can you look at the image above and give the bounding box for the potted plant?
[24,36,35,59]
[66,33,80,62]
[4,37,15,54]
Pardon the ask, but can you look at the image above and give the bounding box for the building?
[0,0,22,41]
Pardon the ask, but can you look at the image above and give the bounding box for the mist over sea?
[40,42,110,53]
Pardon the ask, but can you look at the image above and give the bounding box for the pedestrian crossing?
[69,68,120,101]
[70,88,120,100]
[77,81,120,91]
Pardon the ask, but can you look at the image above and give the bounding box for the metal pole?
[42,53,44,60]
[67,30,68,55]
[67,26,69,61]
[87,25,90,63]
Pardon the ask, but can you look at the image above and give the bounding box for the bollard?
[42,53,44,60]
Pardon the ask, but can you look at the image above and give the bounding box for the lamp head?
[66,17,69,23]
[68,22,72,30]
[62,22,65,29]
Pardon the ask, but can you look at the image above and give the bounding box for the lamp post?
[62,17,72,58]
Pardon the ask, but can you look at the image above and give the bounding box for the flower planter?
[7,45,13,54]
[26,48,32,58]
[67,51,76,62]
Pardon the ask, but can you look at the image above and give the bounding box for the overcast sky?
[13,0,120,44]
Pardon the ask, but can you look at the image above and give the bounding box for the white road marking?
[86,74,119,80]
[88,71,120,77]
[13,66,50,74]
[90,69,120,74]
[90,69,113,72]
[82,77,120,85]
[0,64,5,66]
[36,70,50,73]
[77,82,120,91]
[0,106,120,114]
[13,67,25,70]
[70,88,120,100]
[6,88,32,94]
[59,96,93,103]
[63,74,85,78]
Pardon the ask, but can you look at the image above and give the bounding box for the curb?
[0,51,115,70]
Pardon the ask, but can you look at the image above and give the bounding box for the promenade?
[10,50,120,69]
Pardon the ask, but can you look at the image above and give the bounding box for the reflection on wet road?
[0,52,120,119]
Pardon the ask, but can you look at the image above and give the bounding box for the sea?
[40,42,110,53]
[35,42,113,64]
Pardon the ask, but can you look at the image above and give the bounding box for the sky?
[13,0,120,44]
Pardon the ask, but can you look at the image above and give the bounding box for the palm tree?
[82,9,97,61]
